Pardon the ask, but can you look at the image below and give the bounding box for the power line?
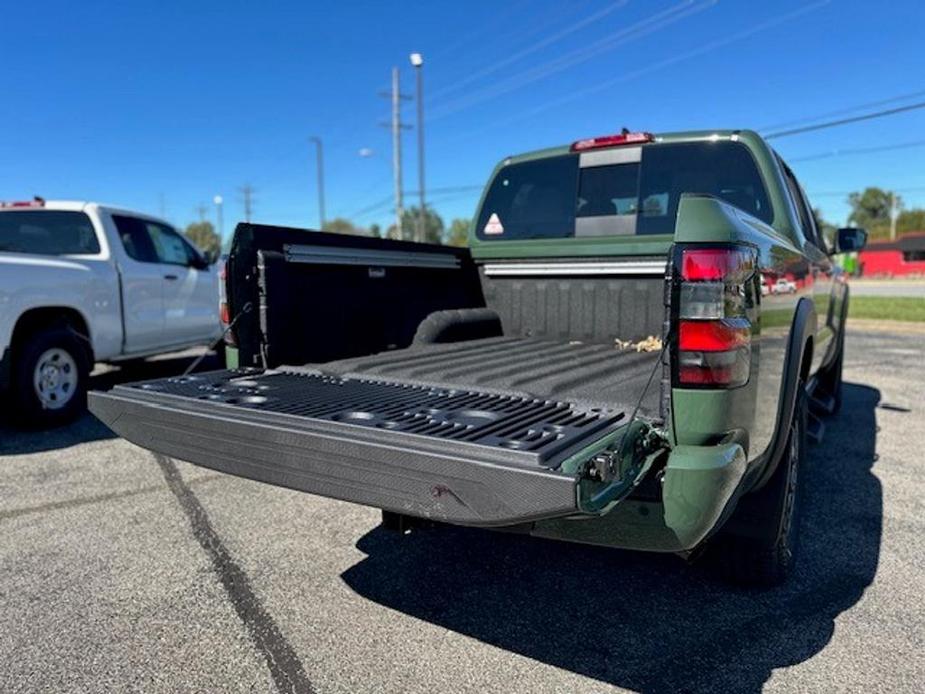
[443,0,830,145]
[349,193,394,219]
[429,0,717,120]
[757,88,925,132]
[348,185,484,221]
[427,0,536,62]
[788,139,925,163]
[765,101,925,139]
[428,0,630,103]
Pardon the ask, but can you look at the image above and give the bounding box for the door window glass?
[148,224,193,266]
[112,215,159,263]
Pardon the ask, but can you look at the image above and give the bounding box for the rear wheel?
[12,327,90,428]
[820,330,844,414]
[707,387,807,587]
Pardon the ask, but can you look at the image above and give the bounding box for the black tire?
[820,330,844,415]
[11,326,90,428]
[706,388,807,587]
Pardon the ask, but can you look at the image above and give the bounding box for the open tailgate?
[89,369,626,526]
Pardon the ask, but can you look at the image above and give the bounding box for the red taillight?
[570,131,654,152]
[675,245,756,388]
[679,320,750,351]
[681,248,754,282]
[220,301,230,325]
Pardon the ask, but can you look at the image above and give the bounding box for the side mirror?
[203,249,220,265]
[189,252,211,270]
[835,227,867,253]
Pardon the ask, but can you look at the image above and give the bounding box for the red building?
[859,232,925,277]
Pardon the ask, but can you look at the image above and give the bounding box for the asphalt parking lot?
[1,328,923,693]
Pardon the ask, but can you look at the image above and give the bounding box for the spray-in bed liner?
[90,337,662,525]
[291,335,663,416]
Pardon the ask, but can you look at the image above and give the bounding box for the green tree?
[847,187,900,240]
[387,206,445,244]
[322,217,367,236]
[369,223,382,239]
[446,218,470,247]
[897,208,925,235]
[184,221,221,258]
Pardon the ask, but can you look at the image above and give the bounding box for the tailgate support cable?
[182,302,253,377]
[581,342,669,512]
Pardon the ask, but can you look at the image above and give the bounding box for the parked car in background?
[0,199,222,427]
[771,277,797,294]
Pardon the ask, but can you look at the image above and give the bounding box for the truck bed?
[89,336,664,526]
[289,335,664,417]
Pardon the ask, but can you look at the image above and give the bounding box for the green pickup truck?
[90,129,867,586]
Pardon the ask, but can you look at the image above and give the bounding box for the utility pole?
[410,52,425,243]
[238,184,254,223]
[380,67,412,239]
[309,136,326,229]
[889,191,898,241]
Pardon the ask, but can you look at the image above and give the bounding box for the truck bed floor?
[288,336,663,417]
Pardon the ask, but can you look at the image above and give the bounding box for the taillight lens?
[674,245,756,388]
[218,261,236,346]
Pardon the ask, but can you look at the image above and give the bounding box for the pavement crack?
[153,453,314,694]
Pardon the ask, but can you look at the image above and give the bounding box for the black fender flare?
[750,297,817,491]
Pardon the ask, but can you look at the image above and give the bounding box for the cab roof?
[503,129,761,166]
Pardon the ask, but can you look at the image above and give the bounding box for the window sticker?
[483,212,504,235]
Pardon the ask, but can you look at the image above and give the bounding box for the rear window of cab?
[0,210,101,255]
[475,141,772,241]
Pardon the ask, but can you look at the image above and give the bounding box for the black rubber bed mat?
[122,368,623,467]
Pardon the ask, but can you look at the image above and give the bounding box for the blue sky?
[2,0,924,239]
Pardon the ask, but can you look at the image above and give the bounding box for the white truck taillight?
[674,246,757,388]
[218,261,236,346]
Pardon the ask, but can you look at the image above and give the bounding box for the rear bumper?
[661,441,748,549]
[89,387,581,527]
[533,441,748,553]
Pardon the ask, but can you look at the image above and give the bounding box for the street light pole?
[410,52,425,243]
[889,191,898,241]
[213,195,224,246]
[309,136,326,229]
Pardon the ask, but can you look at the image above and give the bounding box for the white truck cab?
[0,198,221,426]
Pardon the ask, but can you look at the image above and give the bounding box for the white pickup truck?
[0,199,222,426]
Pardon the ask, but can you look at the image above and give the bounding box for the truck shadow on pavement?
[342,382,882,693]
[0,352,221,456]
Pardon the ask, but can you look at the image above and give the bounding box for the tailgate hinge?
[578,421,669,514]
